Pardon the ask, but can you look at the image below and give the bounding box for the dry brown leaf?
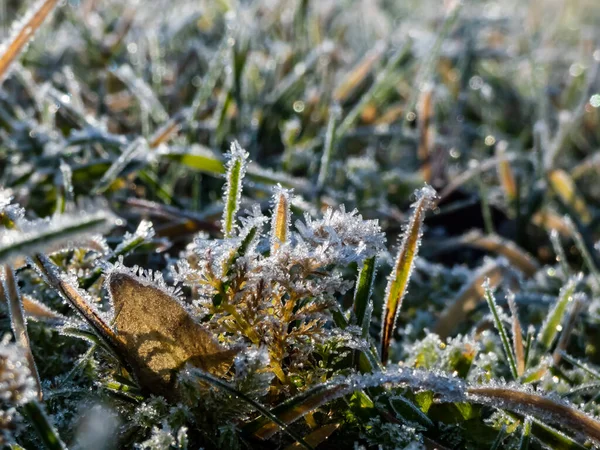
[108,272,236,396]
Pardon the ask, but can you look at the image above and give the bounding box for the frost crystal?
[295,205,386,264]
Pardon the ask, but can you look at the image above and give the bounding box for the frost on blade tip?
[92,137,149,195]
[380,185,437,364]
[112,220,155,256]
[221,141,249,238]
[270,184,293,253]
[0,201,119,266]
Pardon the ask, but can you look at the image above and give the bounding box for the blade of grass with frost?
[222,141,249,238]
[315,105,340,193]
[484,281,518,379]
[3,265,42,400]
[559,352,600,380]
[553,295,585,365]
[439,152,519,202]
[549,229,570,276]
[80,220,155,289]
[507,292,525,376]
[538,275,580,351]
[92,137,148,194]
[0,205,118,266]
[549,170,592,225]
[467,385,600,443]
[336,41,412,140]
[185,37,228,128]
[353,255,377,337]
[271,185,292,253]
[112,65,168,123]
[31,253,122,356]
[56,159,74,214]
[21,401,67,450]
[564,216,600,286]
[459,230,539,277]
[0,0,60,84]
[244,367,467,440]
[160,145,310,193]
[380,185,436,364]
[434,259,503,338]
[519,417,532,450]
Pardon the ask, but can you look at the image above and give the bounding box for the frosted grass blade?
[270,185,292,253]
[380,186,436,363]
[333,40,386,103]
[32,253,121,353]
[92,138,148,194]
[0,0,60,84]
[353,255,377,337]
[0,205,118,266]
[483,280,518,379]
[507,293,525,376]
[21,400,67,450]
[467,386,600,443]
[538,276,580,350]
[222,142,248,238]
[2,265,42,400]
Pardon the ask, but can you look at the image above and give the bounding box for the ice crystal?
[295,205,386,264]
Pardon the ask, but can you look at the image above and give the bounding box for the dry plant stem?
[32,253,121,349]
[467,386,600,442]
[0,0,61,82]
[496,144,517,201]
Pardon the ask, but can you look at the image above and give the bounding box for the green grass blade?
[538,276,580,351]
[3,264,43,400]
[222,141,249,238]
[21,401,67,450]
[381,186,436,363]
[483,280,518,379]
[353,255,377,337]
